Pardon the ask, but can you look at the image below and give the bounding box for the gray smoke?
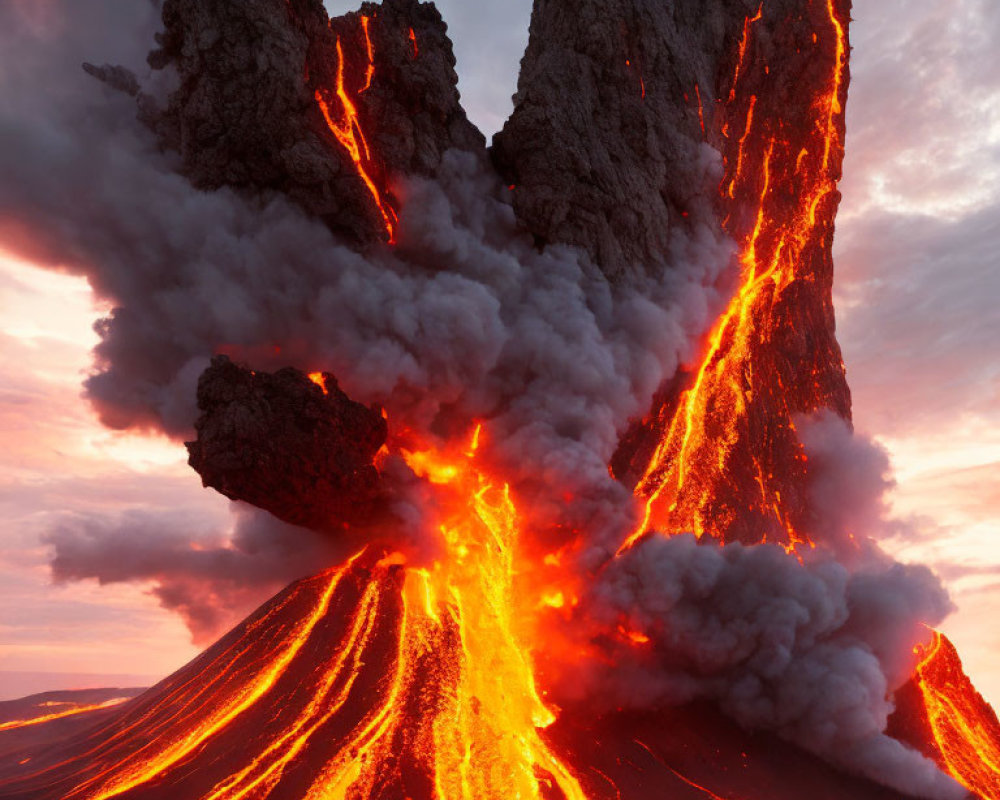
[0,0,731,552]
[568,412,966,798]
[578,534,963,799]
[45,505,348,643]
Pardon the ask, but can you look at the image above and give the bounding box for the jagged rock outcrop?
[492,0,745,282]
[143,0,483,243]
[186,356,387,530]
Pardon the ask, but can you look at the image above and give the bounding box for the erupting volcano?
[0,0,997,799]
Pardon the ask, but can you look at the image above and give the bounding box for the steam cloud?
[580,535,962,798]
[0,3,964,798]
[564,411,966,798]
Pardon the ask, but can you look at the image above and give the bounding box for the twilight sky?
[0,0,998,705]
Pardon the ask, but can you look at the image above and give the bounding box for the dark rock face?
[492,0,744,282]
[146,0,483,243]
[186,356,387,530]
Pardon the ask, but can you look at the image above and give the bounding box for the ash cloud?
[45,505,347,644]
[568,413,967,799]
[578,535,963,799]
[0,0,732,554]
[564,411,956,765]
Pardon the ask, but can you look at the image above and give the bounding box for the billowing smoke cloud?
[798,410,895,554]
[45,505,348,643]
[558,412,964,797]
[577,535,962,799]
[0,0,731,551]
[0,3,965,797]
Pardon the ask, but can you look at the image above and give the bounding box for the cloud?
[45,505,346,644]
[575,535,962,799]
[836,0,1000,440]
[835,207,1000,438]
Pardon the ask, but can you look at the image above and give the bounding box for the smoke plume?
[0,0,731,550]
[577,535,962,798]
[45,505,348,643]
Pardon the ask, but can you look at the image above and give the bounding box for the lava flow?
[0,700,130,734]
[897,632,1000,799]
[620,0,850,554]
[0,426,585,800]
[315,15,398,242]
[378,426,586,800]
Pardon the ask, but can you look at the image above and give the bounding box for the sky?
[0,0,998,706]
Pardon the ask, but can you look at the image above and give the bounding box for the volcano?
[0,0,998,798]
[0,555,957,800]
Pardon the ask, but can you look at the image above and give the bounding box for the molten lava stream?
[620,0,848,555]
[315,15,398,242]
[45,425,585,800]
[912,632,1000,799]
[62,563,355,800]
[0,699,131,733]
[302,426,587,799]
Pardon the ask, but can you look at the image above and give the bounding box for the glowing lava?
[620,0,849,555]
[65,561,354,800]
[0,699,130,733]
[910,632,1000,799]
[14,426,585,800]
[314,428,586,800]
[308,371,329,393]
[315,16,398,242]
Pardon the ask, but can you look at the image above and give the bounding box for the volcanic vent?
[0,0,997,799]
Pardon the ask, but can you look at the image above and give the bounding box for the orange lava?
[694,84,706,137]
[617,626,651,646]
[912,632,1000,799]
[315,17,398,242]
[0,698,130,733]
[67,562,355,800]
[307,371,329,393]
[727,3,763,104]
[360,16,375,92]
[45,425,586,800]
[302,427,587,800]
[620,0,848,555]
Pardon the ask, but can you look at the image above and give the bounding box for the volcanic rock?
[143,0,483,243]
[492,0,741,282]
[888,632,1000,799]
[186,355,387,530]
